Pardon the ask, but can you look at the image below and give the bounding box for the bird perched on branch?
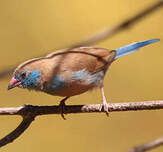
[8,39,160,118]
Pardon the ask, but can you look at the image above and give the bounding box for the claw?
[58,97,69,120]
[103,103,109,116]
[99,103,109,117]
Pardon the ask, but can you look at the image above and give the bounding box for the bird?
[8,39,160,118]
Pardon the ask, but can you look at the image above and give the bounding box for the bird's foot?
[58,97,69,120]
[99,101,110,117]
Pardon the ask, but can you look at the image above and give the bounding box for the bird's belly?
[42,75,96,97]
[55,69,104,96]
[54,82,95,97]
[43,69,104,97]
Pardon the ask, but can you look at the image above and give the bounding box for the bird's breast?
[43,69,104,97]
[43,75,66,95]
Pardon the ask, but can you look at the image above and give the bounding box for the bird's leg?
[59,97,69,120]
[99,86,109,116]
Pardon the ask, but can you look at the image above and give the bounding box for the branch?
[128,137,163,152]
[69,0,163,48]
[0,100,163,147]
[0,0,162,79]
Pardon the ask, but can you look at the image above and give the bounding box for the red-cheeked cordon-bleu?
[8,39,160,117]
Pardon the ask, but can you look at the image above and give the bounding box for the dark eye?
[21,72,26,79]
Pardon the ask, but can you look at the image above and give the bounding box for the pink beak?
[8,77,22,90]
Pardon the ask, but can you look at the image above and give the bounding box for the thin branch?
[0,117,34,147]
[0,0,162,79]
[0,100,163,147]
[128,137,163,152]
[69,0,163,48]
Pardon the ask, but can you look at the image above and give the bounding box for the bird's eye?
[21,72,26,79]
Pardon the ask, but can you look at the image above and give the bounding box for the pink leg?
[100,86,109,116]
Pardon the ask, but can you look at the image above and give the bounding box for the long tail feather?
[115,39,160,59]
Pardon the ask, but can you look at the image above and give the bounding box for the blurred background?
[0,0,163,151]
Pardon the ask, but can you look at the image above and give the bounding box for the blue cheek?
[44,75,65,95]
[17,70,40,88]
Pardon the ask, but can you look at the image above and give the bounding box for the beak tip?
[8,77,21,90]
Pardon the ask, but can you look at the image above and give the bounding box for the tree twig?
[69,0,163,48]
[128,137,163,152]
[0,100,163,147]
[0,0,162,79]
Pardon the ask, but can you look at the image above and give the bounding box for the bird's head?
[8,69,40,90]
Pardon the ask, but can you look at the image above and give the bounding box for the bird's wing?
[45,47,116,75]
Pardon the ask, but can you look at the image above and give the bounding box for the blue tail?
[115,39,160,59]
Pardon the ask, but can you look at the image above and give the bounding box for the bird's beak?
[8,77,22,90]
